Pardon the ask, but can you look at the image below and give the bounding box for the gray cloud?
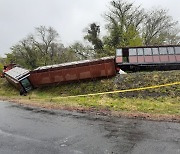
[0,0,179,57]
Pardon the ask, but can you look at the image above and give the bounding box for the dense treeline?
[0,0,180,71]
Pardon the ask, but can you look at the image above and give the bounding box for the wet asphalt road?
[0,101,180,154]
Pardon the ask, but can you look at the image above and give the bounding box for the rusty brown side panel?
[29,58,116,88]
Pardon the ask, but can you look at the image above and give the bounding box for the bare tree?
[143,8,179,45]
[9,26,68,69]
[31,26,60,65]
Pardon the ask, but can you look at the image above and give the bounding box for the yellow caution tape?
[56,82,180,98]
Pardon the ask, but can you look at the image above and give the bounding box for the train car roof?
[34,56,115,71]
[117,44,180,49]
[5,67,30,81]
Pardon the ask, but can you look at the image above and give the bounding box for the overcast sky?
[1,0,180,57]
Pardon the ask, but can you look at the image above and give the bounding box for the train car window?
[20,78,32,92]
[137,48,144,55]
[129,48,137,56]
[167,47,174,54]
[144,48,152,55]
[159,47,168,55]
[116,49,122,56]
[152,48,159,55]
[175,47,180,54]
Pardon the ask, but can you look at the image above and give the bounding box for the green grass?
[0,78,19,96]
[20,95,180,115]
[0,70,180,116]
[53,96,180,115]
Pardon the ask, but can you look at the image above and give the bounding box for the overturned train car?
[4,56,116,92]
[116,45,180,71]
[4,67,33,93]
[30,56,116,88]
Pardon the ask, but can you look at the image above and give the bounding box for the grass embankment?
[0,70,180,119]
